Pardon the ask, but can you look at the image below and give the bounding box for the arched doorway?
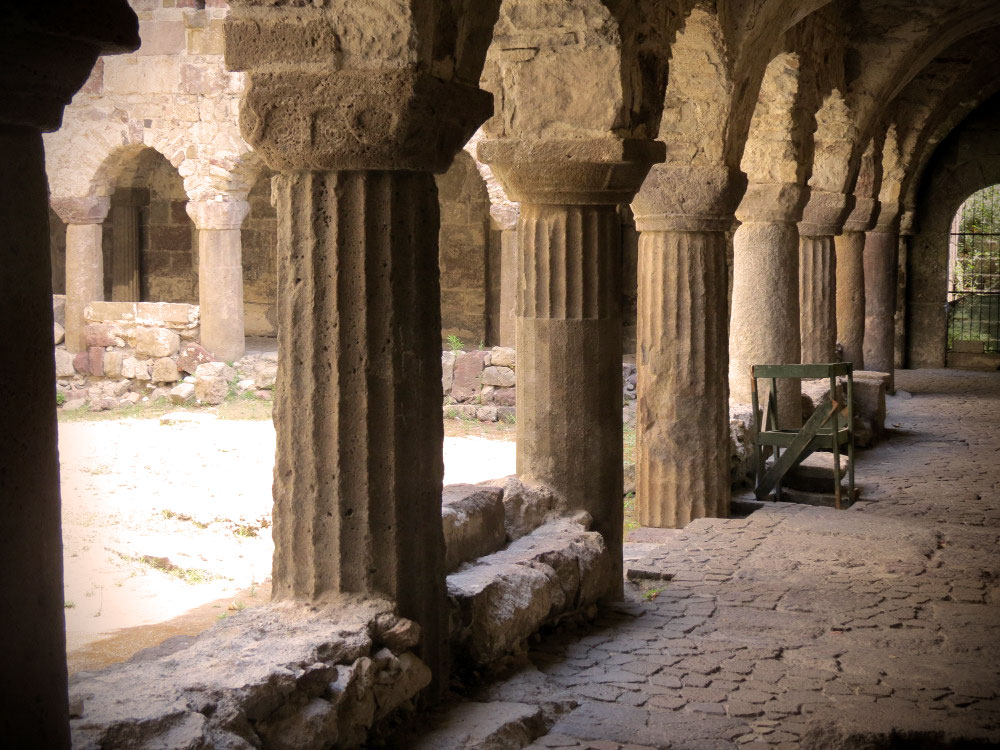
[102,147,195,304]
[946,184,1000,367]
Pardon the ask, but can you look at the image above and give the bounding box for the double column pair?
[56,195,249,362]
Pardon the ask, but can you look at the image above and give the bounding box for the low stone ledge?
[442,484,507,573]
[447,516,613,668]
[69,597,429,750]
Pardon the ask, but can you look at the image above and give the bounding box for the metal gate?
[947,187,1000,353]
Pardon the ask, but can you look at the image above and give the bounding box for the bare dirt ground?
[59,410,516,665]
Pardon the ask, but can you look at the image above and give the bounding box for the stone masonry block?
[88,347,105,377]
[441,484,506,573]
[85,301,137,322]
[482,365,516,388]
[135,327,180,358]
[451,351,487,402]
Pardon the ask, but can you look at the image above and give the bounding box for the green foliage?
[446,334,464,353]
[56,391,66,406]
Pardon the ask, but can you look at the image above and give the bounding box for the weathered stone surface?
[447,518,612,666]
[87,348,104,376]
[55,348,75,377]
[492,477,570,542]
[169,383,195,404]
[135,326,180,358]
[176,342,214,374]
[253,360,277,389]
[442,351,457,394]
[84,323,115,348]
[102,350,123,380]
[69,599,430,750]
[53,322,65,345]
[482,365,516,388]
[490,347,516,368]
[412,701,546,750]
[452,350,487,402]
[442,484,506,573]
[151,357,179,383]
[62,398,87,411]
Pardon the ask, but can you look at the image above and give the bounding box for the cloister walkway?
[413,369,1000,749]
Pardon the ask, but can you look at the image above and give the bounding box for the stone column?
[53,197,109,353]
[835,230,866,367]
[630,164,734,528]
[498,227,518,347]
[864,227,898,391]
[110,188,145,301]
[187,199,249,362]
[798,191,852,364]
[729,184,809,426]
[226,1,493,685]
[0,4,139,747]
[481,138,662,583]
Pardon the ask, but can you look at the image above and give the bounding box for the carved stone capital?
[631,164,742,233]
[233,68,491,173]
[735,182,810,224]
[0,3,138,131]
[51,196,110,225]
[186,200,251,231]
[874,201,901,233]
[843,198,880,233]
[477,138,665,205]
[798,190,854,237]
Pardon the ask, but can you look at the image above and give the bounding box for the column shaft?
[516,203,623,584]
[729,221,802,425]
[270,170,446,672]
[0,127,70,748]
[65,222,104,352]
[835,230,865,368]
[111,202,140,301]
[799,234,837,363]
[636,229,729,528]
[198,227,245,361]
[863,229,898,389]
[498,227,518,347]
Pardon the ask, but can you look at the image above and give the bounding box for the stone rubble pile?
[53,296,278,411]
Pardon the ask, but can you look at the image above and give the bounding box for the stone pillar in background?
[498,227,518,347]
[895,211,914,370]
[797,191,851,364]
[0,4,139,747]
[53,197,110,353]
[836,197,878,369]
[729,184,809,426]
[630,164,735,528]
[226,2,492,686]
[110,187,145,301]
[187,199,250,362]
[864,223,899,392]
[481,138,663,582]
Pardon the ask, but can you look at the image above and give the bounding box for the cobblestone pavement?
[423,369,1000,749]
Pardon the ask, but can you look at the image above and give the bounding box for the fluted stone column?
[798,234,837,363]
[864,226,899,391]
[1,4,139,747]
[110,188,144,301]
[630,165,734,528]
[835,230,866,367]
[481,138,662,585]
[798,192,852,364]
[53,197,109,353]
[226,1,492,685]
[187,199,249,362]
[729,184,809,426]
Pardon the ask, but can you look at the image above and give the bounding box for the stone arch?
[241,159,279,337]
[908,93,1000,368]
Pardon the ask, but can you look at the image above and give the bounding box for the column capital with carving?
[477,137,665,205]
[630,164,742,233]
[735,182,810,224]
[51,196,110,225]
[186,199,251,231]
[798,189,854,237]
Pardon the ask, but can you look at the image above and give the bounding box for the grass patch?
[64,600,76,609]
[116,551,221,585]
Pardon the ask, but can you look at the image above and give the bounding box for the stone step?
[769,452,851,493]
[771,485,860,509]
[410,701,547,750]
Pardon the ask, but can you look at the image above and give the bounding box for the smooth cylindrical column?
[636,229,729,528]
[729,220,802,426]
[799,234,837,363]
[110,191,143,301]
[516,203,623,581]
[55,197,110,353]
[863,229,898,390]
[187,200,249,363]
[270,171,447,674]
[0,127,70,749]
[835,230,866,368]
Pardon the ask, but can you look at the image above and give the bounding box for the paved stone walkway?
[415,369,1000,749]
